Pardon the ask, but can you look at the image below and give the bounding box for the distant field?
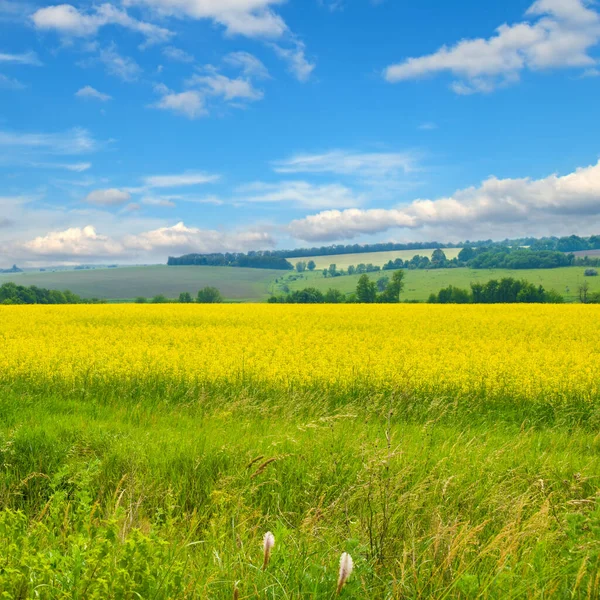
[283,266,597,302]
[0,265,281,301]
[288,248,463,270]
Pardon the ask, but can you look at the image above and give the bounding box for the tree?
[296,261,307,273]
[458,246,476,263]
[135,297,148,304]
[307,260,316,271]
[347,265,356,276]
[379,270,405,303]
[579,280,590,304]
[356,274,377,303]
[328,264,338,277]
[197,287,223,303]
[431,248,447,267]
[376,276,390,292]
[324,288,345,303]
[178,292,193,303]
[151,294,169,304]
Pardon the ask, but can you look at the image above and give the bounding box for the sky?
[1,0,600,266]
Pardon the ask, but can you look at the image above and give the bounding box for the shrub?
[584,269,598,277]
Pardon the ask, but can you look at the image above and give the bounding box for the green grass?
[288,248,463,270]
[282,266,598,302]
[0,265,282,301]
[0,381,599,598]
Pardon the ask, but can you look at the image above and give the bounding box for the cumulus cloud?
[384,0,600,93]
[11,221,275,263]
[20,225,124,260]
[237,181,365,209]
[98,46,142,81]
[31,3,173,45]
[123,0,288,39]
[85,188,132,206]
[273,150,418,178]
[288,159,600,241]
[151,90,206,119]
[75,85,112,101]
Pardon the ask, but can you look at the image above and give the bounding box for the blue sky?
[1,0,600,265]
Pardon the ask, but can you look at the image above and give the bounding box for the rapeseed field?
[0,305,599,598]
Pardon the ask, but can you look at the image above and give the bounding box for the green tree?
[376,276,390,292]
[328,264,338,277]
[151,295,169,304]
[379,270,405,303]
[324,288,345,303]
[307,260,316,271]
[458,246,476,263]
[296,261,307,273]
[356,274,377,303]
[135,297,148,304]
[178,292,193,303]
[347,265,356,276]
[197,287,223,303]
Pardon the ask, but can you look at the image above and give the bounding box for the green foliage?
[429,277,564,304]
[376,276,390,292]
[0,282,93,305]
[356,274,377,303]
[296,261,307,273]
[178,291,194,303]
[378,270,405,303]
[197,286,223,304]
[135,296,148,304]
[324,288,345,303]
[307,260,316,271]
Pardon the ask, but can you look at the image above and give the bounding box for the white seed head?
[263,531,275,569]
[337,552,353,594]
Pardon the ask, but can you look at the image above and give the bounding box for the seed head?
[263,531,275,570]
[336,552,353,594]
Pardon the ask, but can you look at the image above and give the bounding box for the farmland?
[282,266,598,302]
[288,247,463,270]
[1,305,599,598]
[0,265,281,301]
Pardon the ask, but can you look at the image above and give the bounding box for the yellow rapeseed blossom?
[0,304,599,404]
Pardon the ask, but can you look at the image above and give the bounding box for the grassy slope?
[283,266,598,302]
[0,265,281,301]
[288,248,463,270]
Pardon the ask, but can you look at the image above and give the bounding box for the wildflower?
[263,531,275,570]
[336,552,353,594]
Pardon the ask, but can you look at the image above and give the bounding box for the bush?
[135,297,148,304]
[151,295,169,304]
[584,269,598,277]
[197,287,223,304]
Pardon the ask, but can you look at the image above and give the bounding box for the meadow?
[283,266,598,302]
[0,305,599,598]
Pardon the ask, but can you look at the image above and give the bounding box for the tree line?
[135,287,224,304]
[268,272,406,303]
[167,253,293,270]
[428,278,564,304]
[0,283,104,305]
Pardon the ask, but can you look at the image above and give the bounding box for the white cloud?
[31,3,173,45]
[0,51,41,66]
[187,72,264,101]
[384,0,600,93]
[75,85,112,101]
[142,196,177,207]
[224,51,270,79]
[85,188,132,206]
[29,161,92,172]
[270,41,315,82]
[418,122,438,130]
[0,128,98,155]
[143,172,220,188]
[124,221,274,254]
[8,221,275,263]
[123,0,288,38]
[288,159,600,241]
[237,181,365,209]
[98,46,141,81]
[21,225,124,260]
[151,90,206,119]
[273,150,418,178]
[162,46,195,63]
[0,73,25,90]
